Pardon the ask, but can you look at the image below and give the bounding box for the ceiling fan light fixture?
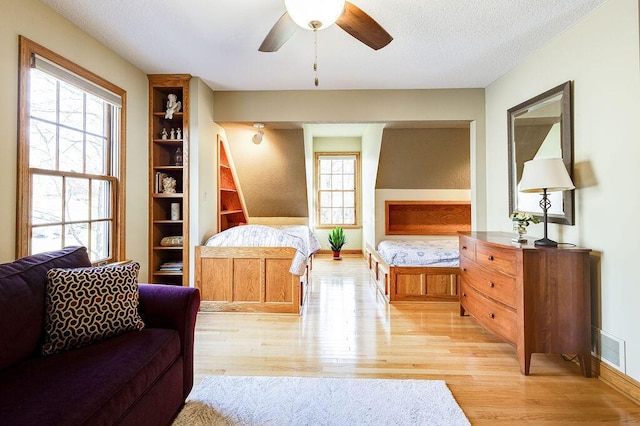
[285,0,345,30]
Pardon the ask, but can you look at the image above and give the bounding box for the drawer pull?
[489,313,495,319]
[488,281,495,288]
[462,293,466,297]
[462,267,467,272]
[488,255,494,261]
[462,245,467,250]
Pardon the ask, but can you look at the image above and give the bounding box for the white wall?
[485,0,640,380]
[0,1,149,277]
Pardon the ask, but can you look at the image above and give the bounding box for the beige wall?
[0,1,149,277]
[213,89,485,123]
[361,124,386,251]
[486,0,640,380]
[374,127,471,245]
[189,77,219,285]
[223,126,308,218]
[376,128,470,189]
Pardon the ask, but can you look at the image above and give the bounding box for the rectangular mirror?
[507,81,574,225]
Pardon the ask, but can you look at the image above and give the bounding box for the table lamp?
[518,157,575,247]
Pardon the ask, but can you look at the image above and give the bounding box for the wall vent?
[591,327,626,373]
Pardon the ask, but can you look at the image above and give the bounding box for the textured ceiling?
[39,0,606,92]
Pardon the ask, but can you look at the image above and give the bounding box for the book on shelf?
[155,171,168,193]
[159,261,183,272]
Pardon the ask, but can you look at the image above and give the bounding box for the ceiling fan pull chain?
[313,29,319,86]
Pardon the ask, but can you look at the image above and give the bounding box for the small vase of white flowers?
[509,211,540,243]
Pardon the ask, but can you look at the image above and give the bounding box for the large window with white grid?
[18,37,125,262]
[316,153,359,227]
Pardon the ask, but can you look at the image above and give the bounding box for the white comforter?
[204,225,321,276]
[271,225,322,257]
[377,239,460,267]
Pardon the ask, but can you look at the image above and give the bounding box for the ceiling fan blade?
[259,12,298,52]
[336,2,393,50]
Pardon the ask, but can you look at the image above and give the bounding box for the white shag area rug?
[173,375,470,426]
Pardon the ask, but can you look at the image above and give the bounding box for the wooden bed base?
[195,246,308,314]
[365,243,459,303]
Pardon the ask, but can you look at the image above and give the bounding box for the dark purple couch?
[0,247,200,425]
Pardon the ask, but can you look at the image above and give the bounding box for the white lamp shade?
[519,157,575,193]
[285,0,346,30]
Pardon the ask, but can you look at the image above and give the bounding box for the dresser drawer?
[460,281,517,344]
[460,258,516,308]
[459,236,475,261]
[475,242,517,277]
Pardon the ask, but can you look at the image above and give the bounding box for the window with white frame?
[316,153,359,227]
[18,37,125,263]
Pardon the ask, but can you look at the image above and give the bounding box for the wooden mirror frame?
[507,81,574,225]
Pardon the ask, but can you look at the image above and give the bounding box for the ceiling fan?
[258,0,393,53]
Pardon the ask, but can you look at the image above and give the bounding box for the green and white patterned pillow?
[42,262,145,355]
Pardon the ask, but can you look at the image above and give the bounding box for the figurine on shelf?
[174,147,183,166]
[176,128,182,139]
[160,128,168,140]
[165,94,182,119]
[162,176,177,194]
[170,128,176,140]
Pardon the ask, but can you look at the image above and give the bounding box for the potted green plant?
[328,227,346,260]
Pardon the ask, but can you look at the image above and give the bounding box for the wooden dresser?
[458,231,592,377]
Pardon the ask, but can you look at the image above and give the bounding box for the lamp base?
[534,237,558,247]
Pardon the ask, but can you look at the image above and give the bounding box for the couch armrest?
[137,284,200,398]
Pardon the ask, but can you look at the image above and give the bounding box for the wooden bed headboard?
[385,200,471,235]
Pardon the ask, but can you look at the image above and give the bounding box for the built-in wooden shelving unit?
[217,135,247,231]
[148,74,191,285]
[385,200,471,235]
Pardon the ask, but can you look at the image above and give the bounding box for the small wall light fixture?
[252,123,264,144]
[518,157,575,247]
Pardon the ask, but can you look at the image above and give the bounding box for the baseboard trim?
[316,249,363,255]
[594,356,640,406]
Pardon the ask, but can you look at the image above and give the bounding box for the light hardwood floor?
[193,255,640,424]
